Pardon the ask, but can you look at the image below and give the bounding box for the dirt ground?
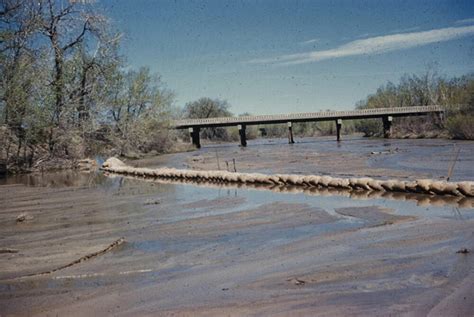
[1,137,473,316]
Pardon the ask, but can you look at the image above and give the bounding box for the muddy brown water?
[0,137,473,316]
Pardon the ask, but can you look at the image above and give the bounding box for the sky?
[99,0,474,115]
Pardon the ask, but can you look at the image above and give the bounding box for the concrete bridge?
[173,105,445,148]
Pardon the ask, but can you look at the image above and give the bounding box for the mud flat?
[0,173,473,315]
[134,136,474,181]
[1,137,474,315]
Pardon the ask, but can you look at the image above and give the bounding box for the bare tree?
[0,0,42,166]
[35,0,108,152]
[183,97,233,140]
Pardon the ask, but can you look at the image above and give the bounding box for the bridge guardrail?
[174,105,444,128]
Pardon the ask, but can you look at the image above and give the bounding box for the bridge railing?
[173,105,444,128]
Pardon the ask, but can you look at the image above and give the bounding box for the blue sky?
[99,0,474,115]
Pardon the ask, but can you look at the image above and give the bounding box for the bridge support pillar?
[335,119,342,141]
[189,127,201,149]
[382,116,393,138]
[238,124,247,147]
[436,112,445,126]
[287,122,295,144]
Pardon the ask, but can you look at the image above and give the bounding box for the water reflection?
[1,163,472,213]
[0,171,108,188]
[0,170,178,199]
[108,172,474,210]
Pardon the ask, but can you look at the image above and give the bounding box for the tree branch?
[62,18,89,52]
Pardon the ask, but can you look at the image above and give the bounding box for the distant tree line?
[193,72,473,141]
[354,72,474,139]
[180,98,356,142]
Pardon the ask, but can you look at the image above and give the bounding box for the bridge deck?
[173,105,444,129]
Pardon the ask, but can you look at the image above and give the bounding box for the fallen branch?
[0,248,19,254]
[18,238,125,279]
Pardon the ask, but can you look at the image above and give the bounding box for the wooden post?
[189,127,201,148]
[335,119,342,141]
[238,124,247,147]
[287,122,295,144]
[382,116,392,138]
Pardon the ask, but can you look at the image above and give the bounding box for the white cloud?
[455,18,474,25]
[387,27,420,34]
[248,25,474,66]
[300,38,320,45]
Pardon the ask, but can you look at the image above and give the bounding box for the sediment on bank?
[101,158,474,198]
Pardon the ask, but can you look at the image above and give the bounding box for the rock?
[16,213,34,223]
[102,157,127,169]
[287,277,306,286]
[191,156,203,162]
[144,199,161,205]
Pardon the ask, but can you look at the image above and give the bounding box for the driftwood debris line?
[12,238,125,280]
[101,158,474,198]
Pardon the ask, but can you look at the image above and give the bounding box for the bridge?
[173,105,445,148]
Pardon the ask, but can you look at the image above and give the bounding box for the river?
[0,136,473,315]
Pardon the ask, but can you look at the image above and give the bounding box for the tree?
[355,71,474,139]
[183,97,233,140]
[107,66,175,155]
[0,0,44,167]
[35,0,110,153]
[0,0,181,172]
